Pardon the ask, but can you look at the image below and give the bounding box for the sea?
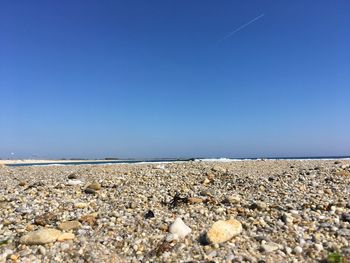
[5,156,350,167]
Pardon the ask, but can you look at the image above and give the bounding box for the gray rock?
[338,229,350,237]
[261,242,281,253]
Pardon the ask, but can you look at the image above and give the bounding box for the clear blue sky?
[1,1,349,159]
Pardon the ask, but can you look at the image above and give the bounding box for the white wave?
[195,158,243,162]
[31,163,65,167]
[133,161,175,165]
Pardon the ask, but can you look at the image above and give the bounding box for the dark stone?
[198,232,210,246]
[338,229,350,237]
[68,174,77,179]
[341,213,350,223]
[145,210,155,219]
[84,188,96,195]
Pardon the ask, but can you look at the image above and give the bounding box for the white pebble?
[293,246,303,254]
[169,218,191,239]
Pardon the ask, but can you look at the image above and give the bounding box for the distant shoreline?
[1,156,349,167]
[0,159,123,165]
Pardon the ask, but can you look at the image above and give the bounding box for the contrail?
[217,13,265,43]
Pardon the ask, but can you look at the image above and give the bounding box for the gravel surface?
[0,159,350,262]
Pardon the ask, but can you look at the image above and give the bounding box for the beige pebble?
[206,219,242,244]
[58,221,81,231]
[20,229,62,245]
[57,233,75,242]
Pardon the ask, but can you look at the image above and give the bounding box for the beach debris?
[144,210,155,219]
[20,228,62,245]
[19,181,26,186]
[0,239,9,246]
[168,192,188,208]
[24,182,44,191]
[34,212,57,226]
[206,219,242,244]
[169,217,191,240]
[153,240,174,256]
[327,252,345,263]
[58,220,81,231]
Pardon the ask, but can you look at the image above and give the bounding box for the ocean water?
[5,156,350,167]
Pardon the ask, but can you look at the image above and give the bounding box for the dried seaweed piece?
[0,239,9,246]
[153,241,173,256]
[168,192,188,209]
[145,210,155,219]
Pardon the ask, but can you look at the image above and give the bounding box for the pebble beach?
[0,159,350,262]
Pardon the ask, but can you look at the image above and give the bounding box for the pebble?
[165,233,177,242]
[341,213,350,223]
[206,219,242,244]
[86,182,101,190]
[261,242,281,253]
[84,188,96,195]
[338,229,350,236]
[145,210,155,219]
[57,233,75,241]
[79,213,98,226]
[224,195,241,204]
[285,246,292,254]
[169,218,192,239]
[293,246,303,254]
[251,201,268,210]
[282,213,294,224]
[67,179,83,186]
[20,228,62,245]
[68,174,78,179]
[314,243,323,251]
[74,202,88,209]
[188,197,203,204]
[58,221,81,231]
[38,246,46,255]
